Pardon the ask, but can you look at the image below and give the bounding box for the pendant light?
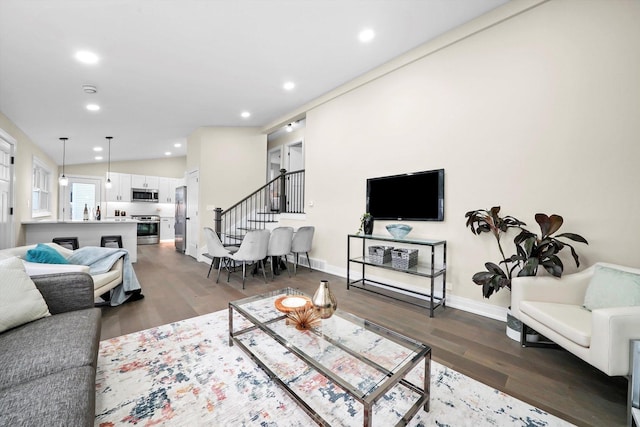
[105,136,113,189]
[58,137,68,186]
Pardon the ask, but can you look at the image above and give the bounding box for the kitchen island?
[22,219,138,262]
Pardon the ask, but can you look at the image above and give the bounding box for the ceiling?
[0,0,508,165]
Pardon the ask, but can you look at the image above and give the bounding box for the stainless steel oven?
[132,215,160,245]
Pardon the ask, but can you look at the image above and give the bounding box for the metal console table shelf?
[347,234,447,317]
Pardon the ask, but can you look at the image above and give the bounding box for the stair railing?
[214,169,305,245]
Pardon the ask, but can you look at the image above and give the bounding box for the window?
[32,156,52,217]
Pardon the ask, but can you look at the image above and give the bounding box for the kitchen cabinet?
[158,177,184,203]
[160,217,175,241]
[105,172,131,202]
[131,174,159,189]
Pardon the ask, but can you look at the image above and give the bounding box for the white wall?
[64,157,186,179]
[295,0,640,310]
[0,112,59,245]
[188,126,267,249]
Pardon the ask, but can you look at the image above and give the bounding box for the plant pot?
[363,216,374,235]
[506,310,539,343]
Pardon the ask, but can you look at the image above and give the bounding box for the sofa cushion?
[520,301,592,347]
[25,243,69,264]
[583,265,640,311]
[22,260,90,276]
[0,365,95,427]
[0,257,51,333]
[0,308,101,390]
[93,268,122,290]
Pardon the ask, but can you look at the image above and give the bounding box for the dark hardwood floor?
[100,242,628,426]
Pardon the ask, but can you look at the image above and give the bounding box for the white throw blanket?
[67,247,142,306]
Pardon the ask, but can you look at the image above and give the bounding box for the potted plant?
[358,213,374,235]
[464,207,526,298]
[465,207,588,341]
[511,213,589,278]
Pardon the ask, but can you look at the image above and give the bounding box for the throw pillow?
[25,243,70,264]
[583,265,640,311]
[0,257,51,333]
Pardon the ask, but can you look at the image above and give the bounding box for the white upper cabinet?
[106,172,131,202]
[159,177,184,203]
[131,174,159,189]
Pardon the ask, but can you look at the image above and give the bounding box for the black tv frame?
[366,169,444,221]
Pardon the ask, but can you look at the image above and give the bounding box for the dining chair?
[228,229,271,289]
[266,226,294,279]
[203,227,235,283]
[291,226,315,274]
[52,237,79,250]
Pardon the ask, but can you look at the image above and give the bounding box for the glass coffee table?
[229,288,431,427]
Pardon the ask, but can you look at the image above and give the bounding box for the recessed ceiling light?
[165,151,172,156]
[95,156,103,160]
[359,28,375,43]
[86,104,100,111]
[75,51,99,64]
[93,147,103,152]
[174,143,182,148]
[283,81,295,91]
[241,111,251,118]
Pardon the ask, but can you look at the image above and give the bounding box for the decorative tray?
[274,295,312,313]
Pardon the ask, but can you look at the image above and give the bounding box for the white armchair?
[511,262,640,377]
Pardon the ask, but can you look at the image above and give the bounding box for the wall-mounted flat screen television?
[366,169,444,221]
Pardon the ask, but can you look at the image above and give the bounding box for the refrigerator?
[175,186,187,253]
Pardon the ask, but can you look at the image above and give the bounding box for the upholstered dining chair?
[203,227,235,283]
[228,229,271,289]
[291,226,315,275]
[266,226,294,279]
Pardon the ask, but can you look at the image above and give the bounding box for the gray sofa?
[0,272,101,426]
[0,243,124,299]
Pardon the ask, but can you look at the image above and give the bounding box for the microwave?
[132,188,159,202]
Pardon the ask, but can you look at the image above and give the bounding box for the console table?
[347,234,446,317]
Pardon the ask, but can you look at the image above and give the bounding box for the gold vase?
[312,280,338,319]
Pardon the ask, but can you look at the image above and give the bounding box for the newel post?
[214,207,222,237]
[279,168,287,213]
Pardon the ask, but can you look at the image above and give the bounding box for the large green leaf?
[484,262,506,276]
[518,258,539,276]
[557,232,589,244]
[542,255,563,277]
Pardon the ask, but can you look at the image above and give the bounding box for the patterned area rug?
[95,309,573,426]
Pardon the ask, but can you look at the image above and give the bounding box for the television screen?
[366,169,444,221]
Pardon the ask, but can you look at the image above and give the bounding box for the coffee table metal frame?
[228,287,431,427]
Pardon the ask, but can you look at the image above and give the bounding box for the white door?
[267,147,282,181]
[186,170,199,258]
[285,141,304,212]
[286,141,304,172]
[0,134,15,249]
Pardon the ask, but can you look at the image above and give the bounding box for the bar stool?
[52,237,79,250]
[100,235,123,248]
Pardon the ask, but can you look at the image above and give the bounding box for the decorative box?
[368,245,394,265]
[391,248,418,269]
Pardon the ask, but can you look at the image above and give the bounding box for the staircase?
[214,169,305,246]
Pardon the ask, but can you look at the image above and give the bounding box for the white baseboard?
[310,257,508,323]
[194,253,508,323]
